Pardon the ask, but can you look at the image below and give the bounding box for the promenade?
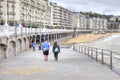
[0,46,120,80]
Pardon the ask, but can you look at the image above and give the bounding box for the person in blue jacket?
[31,40,36,51]
[41,39,50,61]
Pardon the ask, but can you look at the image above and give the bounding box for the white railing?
[0,25,74,37]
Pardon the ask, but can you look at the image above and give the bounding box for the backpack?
[54,46,59,52]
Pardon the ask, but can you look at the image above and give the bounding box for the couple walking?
[41,39,60,61]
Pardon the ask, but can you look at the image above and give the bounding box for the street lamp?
[43,15,46,29]
[4,0,8,27]
[28,20,32,34]
[14,22,17,37]
[4,0,9,59]
[4,0,9,38]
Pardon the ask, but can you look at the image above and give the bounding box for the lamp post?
[4,0,8,26]
[39,22,42,45]
[4,0,9,37]
[14,22,17,37]
[28,20,31,34]
[14,22,18,55]
[43,15,46,29]
[4,0,9,59]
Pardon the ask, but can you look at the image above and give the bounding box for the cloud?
[51,0,120,15]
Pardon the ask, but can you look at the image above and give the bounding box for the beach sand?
[64,33,120,45]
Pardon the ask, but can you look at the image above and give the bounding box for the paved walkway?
[0,47,120,80]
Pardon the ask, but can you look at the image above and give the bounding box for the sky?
[51,0,120,16]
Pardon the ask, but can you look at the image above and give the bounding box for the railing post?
[91,47,93,58]
[73,45,75,50]
[79,46,80,52]
[88,47,89,56]
[77,45,79,52]
[84,46,86,54]
[86,46,88,54]
[96,48,98,61]
[79,46,81,52]
[101,49,104,64]
[83,46,85,54]
[81,46,82,53]
[110,51,112,69]
[81,46,83,53]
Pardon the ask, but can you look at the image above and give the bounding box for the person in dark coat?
[52,42,60,61]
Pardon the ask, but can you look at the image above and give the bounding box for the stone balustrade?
[0,25,76,37]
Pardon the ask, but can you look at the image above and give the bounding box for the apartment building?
[109,16,120,22]
[0,0,49,27]
[99,18,107,30]
[72,12,87,29]
[86,18,94,30]
[107,22,120,30]
[79,14,87,29]
[73,13,80,29]
[86,17,107,30]
[51,2,73,29]
[72,13,77,29]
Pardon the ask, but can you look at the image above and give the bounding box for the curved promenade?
[0,46,120,80]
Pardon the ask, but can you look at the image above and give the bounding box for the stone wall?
[0,44,6,60]
[8,41,15,57]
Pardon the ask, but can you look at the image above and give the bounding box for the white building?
[73,12,87,29]
[50,2,73,29]
[0,0,49,27]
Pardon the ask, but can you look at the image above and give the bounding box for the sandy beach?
[64,33,120,44]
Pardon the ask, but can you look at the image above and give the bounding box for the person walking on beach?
[41,39,50,61]
[31,40,36,51]
[52,42,60,61]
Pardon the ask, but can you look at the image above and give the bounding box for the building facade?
[107,22,120,30]
[80,14,87,29]
[86,18,94,30]
[86,17,107,31]
[0,0,109,30]
[72,13,77,29]
[0,0,50,28]
[51,2,73,29]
